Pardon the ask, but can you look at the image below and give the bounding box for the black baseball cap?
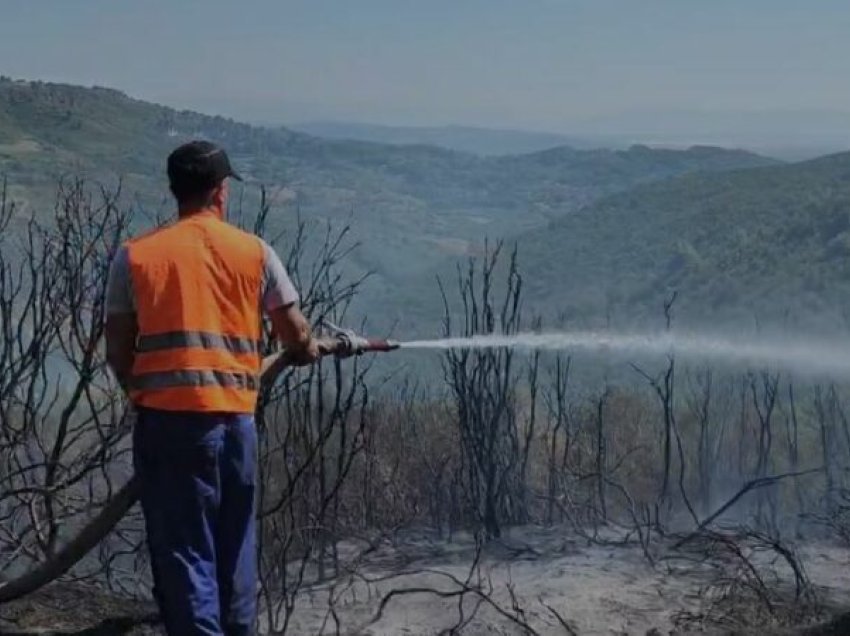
[167,140,242,198]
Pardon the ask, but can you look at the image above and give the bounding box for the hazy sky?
[3,1,850,131]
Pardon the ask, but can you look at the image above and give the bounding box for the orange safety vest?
[126,211,264,413]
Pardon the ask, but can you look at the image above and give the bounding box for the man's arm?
[103,246,139,391]
[268,303,320,365]
[261,241,320,366]
[106,312,138,391]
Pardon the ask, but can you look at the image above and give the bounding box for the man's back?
[123,212,265,413]
[128,212,265,340]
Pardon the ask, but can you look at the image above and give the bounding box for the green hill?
[0,78,782,334]
[514,151,850,331]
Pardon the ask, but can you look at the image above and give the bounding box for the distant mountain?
[0,78,781,335]
[572,109,850,161]
[289,121,615,156]
[291,113,850,161]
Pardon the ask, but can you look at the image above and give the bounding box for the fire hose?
[0,325,399,603]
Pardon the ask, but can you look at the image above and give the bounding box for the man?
[105,140,319,635]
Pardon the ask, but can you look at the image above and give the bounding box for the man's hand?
[268,303,320,366]
[286,336,321,366]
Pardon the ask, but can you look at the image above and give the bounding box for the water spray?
[267,324,850,378]
[398,330,850,378]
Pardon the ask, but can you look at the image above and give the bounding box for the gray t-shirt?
[105,239,299,316]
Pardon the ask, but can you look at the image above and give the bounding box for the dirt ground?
[2,526,850,635]
[0,582,159,635]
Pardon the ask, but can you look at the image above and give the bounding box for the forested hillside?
[514,151,850,331]
[0,78,779,335]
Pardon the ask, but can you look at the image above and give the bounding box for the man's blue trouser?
[133,407,258,636]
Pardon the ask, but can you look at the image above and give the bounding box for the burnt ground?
[0,583,160,636]
[0,581,847,636]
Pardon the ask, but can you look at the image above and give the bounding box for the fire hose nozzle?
[322,321,400,357]
[373,339,401,351]
[260,324,399,381]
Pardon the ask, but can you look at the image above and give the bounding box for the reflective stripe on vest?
[130,369,260,391]
[137,331,262,355]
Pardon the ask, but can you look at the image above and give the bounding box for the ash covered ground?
[4,526,850,635]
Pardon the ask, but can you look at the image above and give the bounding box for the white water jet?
[400,331,850,377]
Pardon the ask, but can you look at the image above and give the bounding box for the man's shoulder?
[257,237,288,271]
[213,221,266,262]
[218,219,264,244]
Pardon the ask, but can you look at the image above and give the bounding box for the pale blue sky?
[2,1,850,131]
